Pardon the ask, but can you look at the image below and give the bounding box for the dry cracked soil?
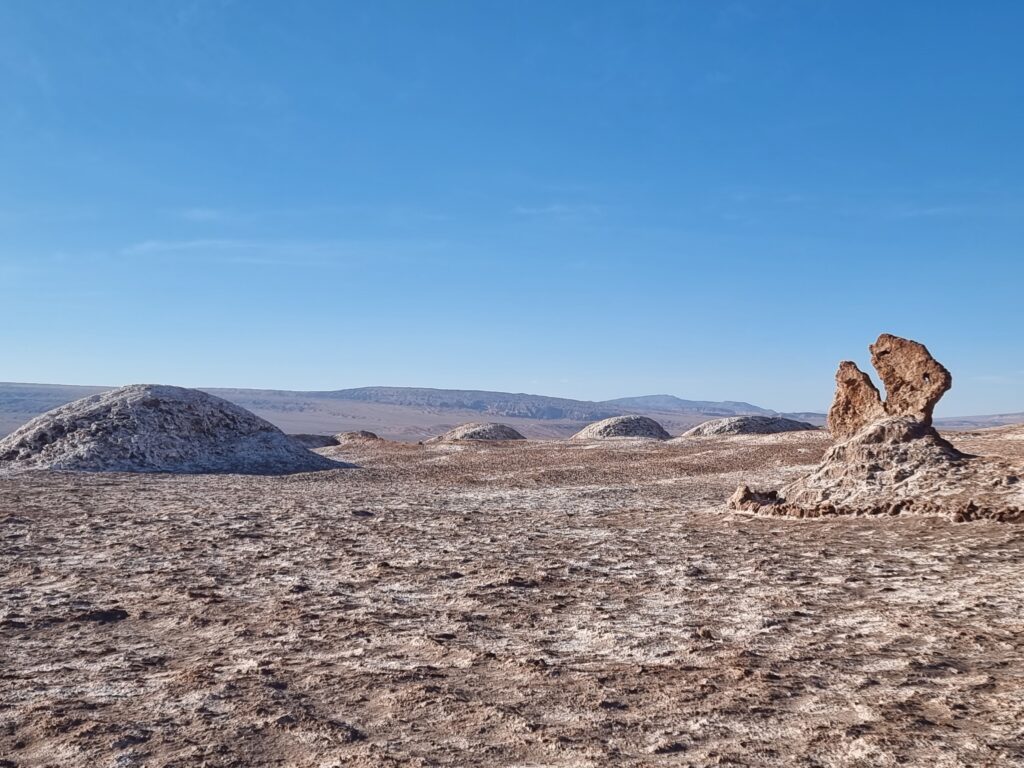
[3,430,1024,767]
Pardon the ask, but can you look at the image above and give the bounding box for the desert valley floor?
[3,428,1024,767]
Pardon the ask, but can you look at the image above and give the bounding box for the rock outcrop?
[427,423,526,443]
[572,415,670,441]
[826,335,952,439]
[0,385,343,475]
[870,333,952,425]
[336,430,382,442]
[729,334,1024,522]
[823,335,950,438]
[827,361,885,439]
[682,415,816,437]
[290,434,340,449]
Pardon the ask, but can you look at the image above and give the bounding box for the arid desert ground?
[4,427,1024,767]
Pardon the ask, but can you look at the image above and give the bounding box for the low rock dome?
[571,415,670,440]
[336,430,382,442]
[682,416,816,437]
[0,384,343,475]
[426,423,526,442]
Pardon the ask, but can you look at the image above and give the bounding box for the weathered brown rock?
[730,413,1023,521]
[870,333,951,426]
[728,485,781,511]
[826,361,884,439]
[728,334,1024,522]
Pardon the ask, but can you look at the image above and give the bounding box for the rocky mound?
[426,423,526,443]
[572,415,670,440]
[729,334,1024,522]
[336,430,382,442]
[683,415,816,437]
[290,434,340,449]
[0,385,343,475]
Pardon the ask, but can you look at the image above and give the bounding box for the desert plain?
[3,427,1024,767]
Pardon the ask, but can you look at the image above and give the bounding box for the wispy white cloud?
[122,238,350,267]
[123,238,260,255]
[886,204,974,220]
[872,199,1024,221]
[721,186,810,206]
[970,372,1024,384]
[176,207,230,222]
[120,236,453,268]
[168,204,452,227]
[512,203,604,218]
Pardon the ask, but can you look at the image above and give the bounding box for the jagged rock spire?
[827,361,885,439]
[870,333,952,426]
[827,334,952,438]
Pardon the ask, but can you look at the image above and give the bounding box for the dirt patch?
[2,430,1024,766]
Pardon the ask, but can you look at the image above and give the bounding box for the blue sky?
[1,1,1022,414]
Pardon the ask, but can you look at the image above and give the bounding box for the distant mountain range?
[0,382,800,440]
[602,394,774,416]
[0,381,1019,441]
[313,387,775,420]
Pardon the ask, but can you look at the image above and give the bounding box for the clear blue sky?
[2,1,1022,415]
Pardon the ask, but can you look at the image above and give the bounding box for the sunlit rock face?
[731,334,1024,522]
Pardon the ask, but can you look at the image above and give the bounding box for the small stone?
[648,739,687,754]
[76,608,129,624]
[111,731,150,750]
[325,719,366,743]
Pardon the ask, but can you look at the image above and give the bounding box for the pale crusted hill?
[682,415,816,437]
[572,415,670,440]
[426,422,527,443]
[336,430,382,442]
[0,385,343,475]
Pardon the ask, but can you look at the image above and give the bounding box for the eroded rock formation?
[730,334,1024,522]
[870,333,952,425]
[827,361,884,439]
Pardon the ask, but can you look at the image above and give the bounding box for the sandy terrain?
[3,429,1024,767]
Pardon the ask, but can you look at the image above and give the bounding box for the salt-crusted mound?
[290,434,340,449]
[0,385,343,475]
[336,430,382,442]
[426,423,526,443]
[730,335,1024,522]
[683,415,816,437]
[572,415,670,440]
